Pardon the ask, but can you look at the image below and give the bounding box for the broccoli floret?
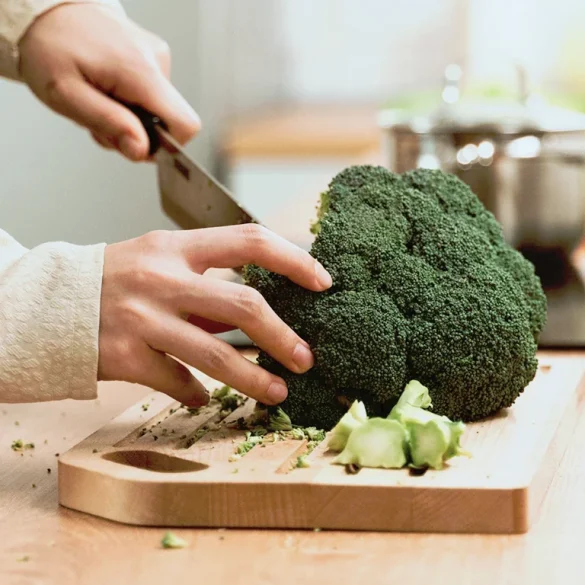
[244,166,546,427]
[267,407,293,431]
[333,418,408,469]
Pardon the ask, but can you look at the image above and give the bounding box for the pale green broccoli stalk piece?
[333,418,407,469]
[161,531,188,549]
[405,419,450,470]
[393,380,433,411]
[390,380,470,469]
[327,400,368,452]
[444,421,471,460]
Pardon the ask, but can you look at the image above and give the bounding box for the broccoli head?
[243,166,547,429]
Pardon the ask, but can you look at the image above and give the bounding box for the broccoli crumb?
[16,555,30,562]
[11,440,34,452]
[141,403,150,411]
[212,385,231,401]
[295,455,310,468]
[160,531,188,549]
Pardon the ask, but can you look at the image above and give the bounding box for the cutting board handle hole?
[102,450,208,473]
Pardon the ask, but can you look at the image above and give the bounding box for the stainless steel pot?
[379,66,585,254]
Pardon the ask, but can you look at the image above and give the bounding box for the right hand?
[98,224,332,408]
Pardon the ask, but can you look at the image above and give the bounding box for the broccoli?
[387,380,470,469]
[326,399,368,452]
[160,531,188,549]
[333,418,408,469]
[244,166,547,428]
[330,381,470,470]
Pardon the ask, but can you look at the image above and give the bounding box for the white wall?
[279,0,467,103]
[0,0,286,248]
[0,0,468,249]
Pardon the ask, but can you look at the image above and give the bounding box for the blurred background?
[2,0,585,345]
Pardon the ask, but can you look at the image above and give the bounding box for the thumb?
[45,75,150,161]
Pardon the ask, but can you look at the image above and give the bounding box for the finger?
[46,75,150,161]
[150,318,289,406]
[134,347,210,408]
[179,224,333,291]
[114,67,200,146]
[180,276,314,374]
[91,131,115,150]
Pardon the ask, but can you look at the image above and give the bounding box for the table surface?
[2,351,585,585]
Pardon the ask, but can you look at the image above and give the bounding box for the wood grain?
[2,350,585,584]
[55,355,585,534]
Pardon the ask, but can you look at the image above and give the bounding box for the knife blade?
[127,104,261,231]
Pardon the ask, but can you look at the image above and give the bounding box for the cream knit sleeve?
[0,0,125,79]
[0,0,126,403]
[0,230,106,403]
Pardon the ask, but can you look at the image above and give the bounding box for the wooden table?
[2,351,585,585]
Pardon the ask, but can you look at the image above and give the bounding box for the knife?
[127,104,261,231]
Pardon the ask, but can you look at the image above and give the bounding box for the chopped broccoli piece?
[333,418,408,469]
[141,403,149,411]
[244,166,547,428]
[267,407,293,431]
[389,380,470,469]
[327,400,368,452]
[11,440,34,452]
[212,385,232,401]
[326,380,470,471]
[235,431,264,456]
[295,454,310,468]
[161,531,188,549]
[405,419,451,470]
[220,393,244,413]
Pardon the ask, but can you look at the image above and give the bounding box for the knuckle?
[44,77,70,107]
[241,224,271,250]
[108,338,144,380]
[140,229,174,252]
[201,343,231,372]
[236,286,266,321]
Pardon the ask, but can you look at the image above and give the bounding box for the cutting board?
[58,354,585,534]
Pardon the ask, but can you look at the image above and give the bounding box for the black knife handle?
[123,103,168,156]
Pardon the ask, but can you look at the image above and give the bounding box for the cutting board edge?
[57,460,532,534]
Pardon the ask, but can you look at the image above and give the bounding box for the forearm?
[0,229,105,403]
[0,0,125,80]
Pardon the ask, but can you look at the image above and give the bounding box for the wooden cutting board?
[58,354,585,534]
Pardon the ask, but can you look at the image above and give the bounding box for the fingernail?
[119,135,143,160]
[292,342,314,372]
[267,382,288,404]
[315,261,333,289]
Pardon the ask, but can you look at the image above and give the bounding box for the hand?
[98,225,333,407]
[18,3,200,161]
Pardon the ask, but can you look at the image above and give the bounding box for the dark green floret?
[244,166,547,428]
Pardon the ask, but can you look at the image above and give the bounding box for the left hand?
[18,3,201,161]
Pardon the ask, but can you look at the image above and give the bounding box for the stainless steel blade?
[155,126,260,230]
